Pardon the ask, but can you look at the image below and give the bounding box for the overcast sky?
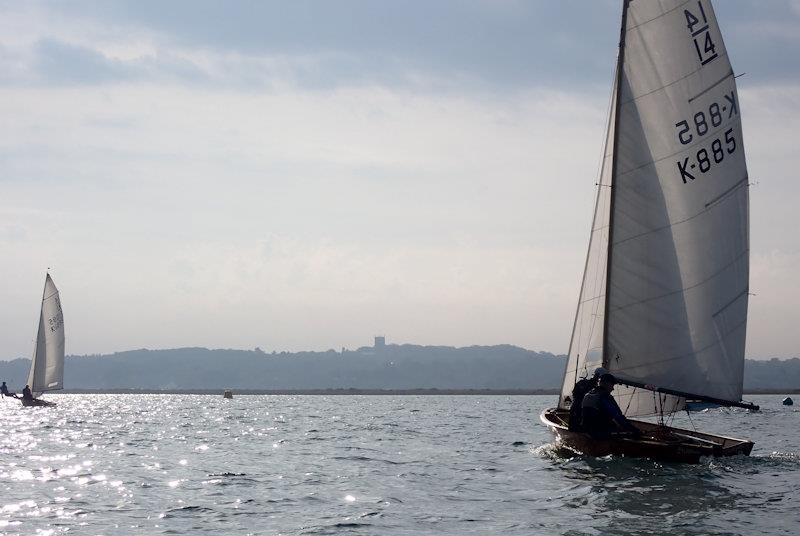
[1,1,798,359]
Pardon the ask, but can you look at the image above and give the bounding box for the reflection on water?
[0,394,797,534]
[538,405,800,535]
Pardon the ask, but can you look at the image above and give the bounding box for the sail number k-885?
[674,91,739,184]
[674,91,738,145]
[676,128,736,184]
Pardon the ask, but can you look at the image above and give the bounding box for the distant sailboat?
[541,0,758,463]
[21,273,64,407]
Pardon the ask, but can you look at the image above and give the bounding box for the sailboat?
[541,0,758,463]
[21,273,65,407]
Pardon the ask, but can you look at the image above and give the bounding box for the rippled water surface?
[1,394,798,535]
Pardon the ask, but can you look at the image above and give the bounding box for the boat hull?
[21,397,57,407]
[541,407,753,464]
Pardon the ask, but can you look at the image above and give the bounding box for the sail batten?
[560,0,749,417]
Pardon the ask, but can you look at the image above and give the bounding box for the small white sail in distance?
[27,273,65,394]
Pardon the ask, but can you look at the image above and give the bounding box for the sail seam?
[620,52,731,107]
[626,0,693,33]
[609,249,748,313]
[578,294,604,306]
[613,175,747,248]
[612,315,747,374]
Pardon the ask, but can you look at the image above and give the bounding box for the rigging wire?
[623,387,637,416]
[667,397,677,428]
[566,50,619,395]
[686,407,698,432]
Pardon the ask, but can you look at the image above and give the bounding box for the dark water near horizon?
[1,394,798,535]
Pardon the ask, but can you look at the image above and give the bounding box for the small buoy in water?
[223,389,233,399]
[782,397,793,406]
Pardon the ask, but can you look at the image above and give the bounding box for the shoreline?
[52,388,800,396]
[58,388,555,395]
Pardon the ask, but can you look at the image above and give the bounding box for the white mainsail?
[560,0,749,416]
[27,274,65,393]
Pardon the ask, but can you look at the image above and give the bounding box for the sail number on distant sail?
[48,296,64,333]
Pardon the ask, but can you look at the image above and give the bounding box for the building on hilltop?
[374,336,385,349]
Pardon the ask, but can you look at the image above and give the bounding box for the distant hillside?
[0,344,564,391]
[744,358,800,390]
[1,345,797,391]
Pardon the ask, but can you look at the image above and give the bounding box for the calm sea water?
[0,394,798,535]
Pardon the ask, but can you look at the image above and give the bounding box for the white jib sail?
[27,274,65,393]
[606,0,749,412]
[558,69,617,409]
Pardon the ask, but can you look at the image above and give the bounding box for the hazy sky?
[1,1,798,359]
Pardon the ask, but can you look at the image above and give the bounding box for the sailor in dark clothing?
[581,373,640,439]
[21,385,33,401]
[1,381,17,398]
[568,367,607,431]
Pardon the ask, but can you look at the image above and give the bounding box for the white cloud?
[738,84,800,358]
[0,1,797,361]
[0,81,606,357]
[750,250,800,358]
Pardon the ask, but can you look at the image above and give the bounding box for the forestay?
[28,274,65,393]
[560,0,749,416]
[558,72,616,409]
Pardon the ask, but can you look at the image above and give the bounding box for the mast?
[601,0,629,369]
[27,274,49,389]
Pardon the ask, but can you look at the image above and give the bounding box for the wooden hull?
[21,397,57,407]
[541,407,753,464]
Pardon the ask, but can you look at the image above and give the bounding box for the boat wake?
[531,442,583,461]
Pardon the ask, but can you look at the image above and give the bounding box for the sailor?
[581,373,640,439]
[568,367,607,431]
[21,385,33,401]
[0,381,17,398]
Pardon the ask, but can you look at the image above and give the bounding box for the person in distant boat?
[21,385,33,401]
[568,367,607,431]
[581,373,640,439]
[1,381,18,398]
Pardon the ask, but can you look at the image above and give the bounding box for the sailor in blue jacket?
[581,373,641,439]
